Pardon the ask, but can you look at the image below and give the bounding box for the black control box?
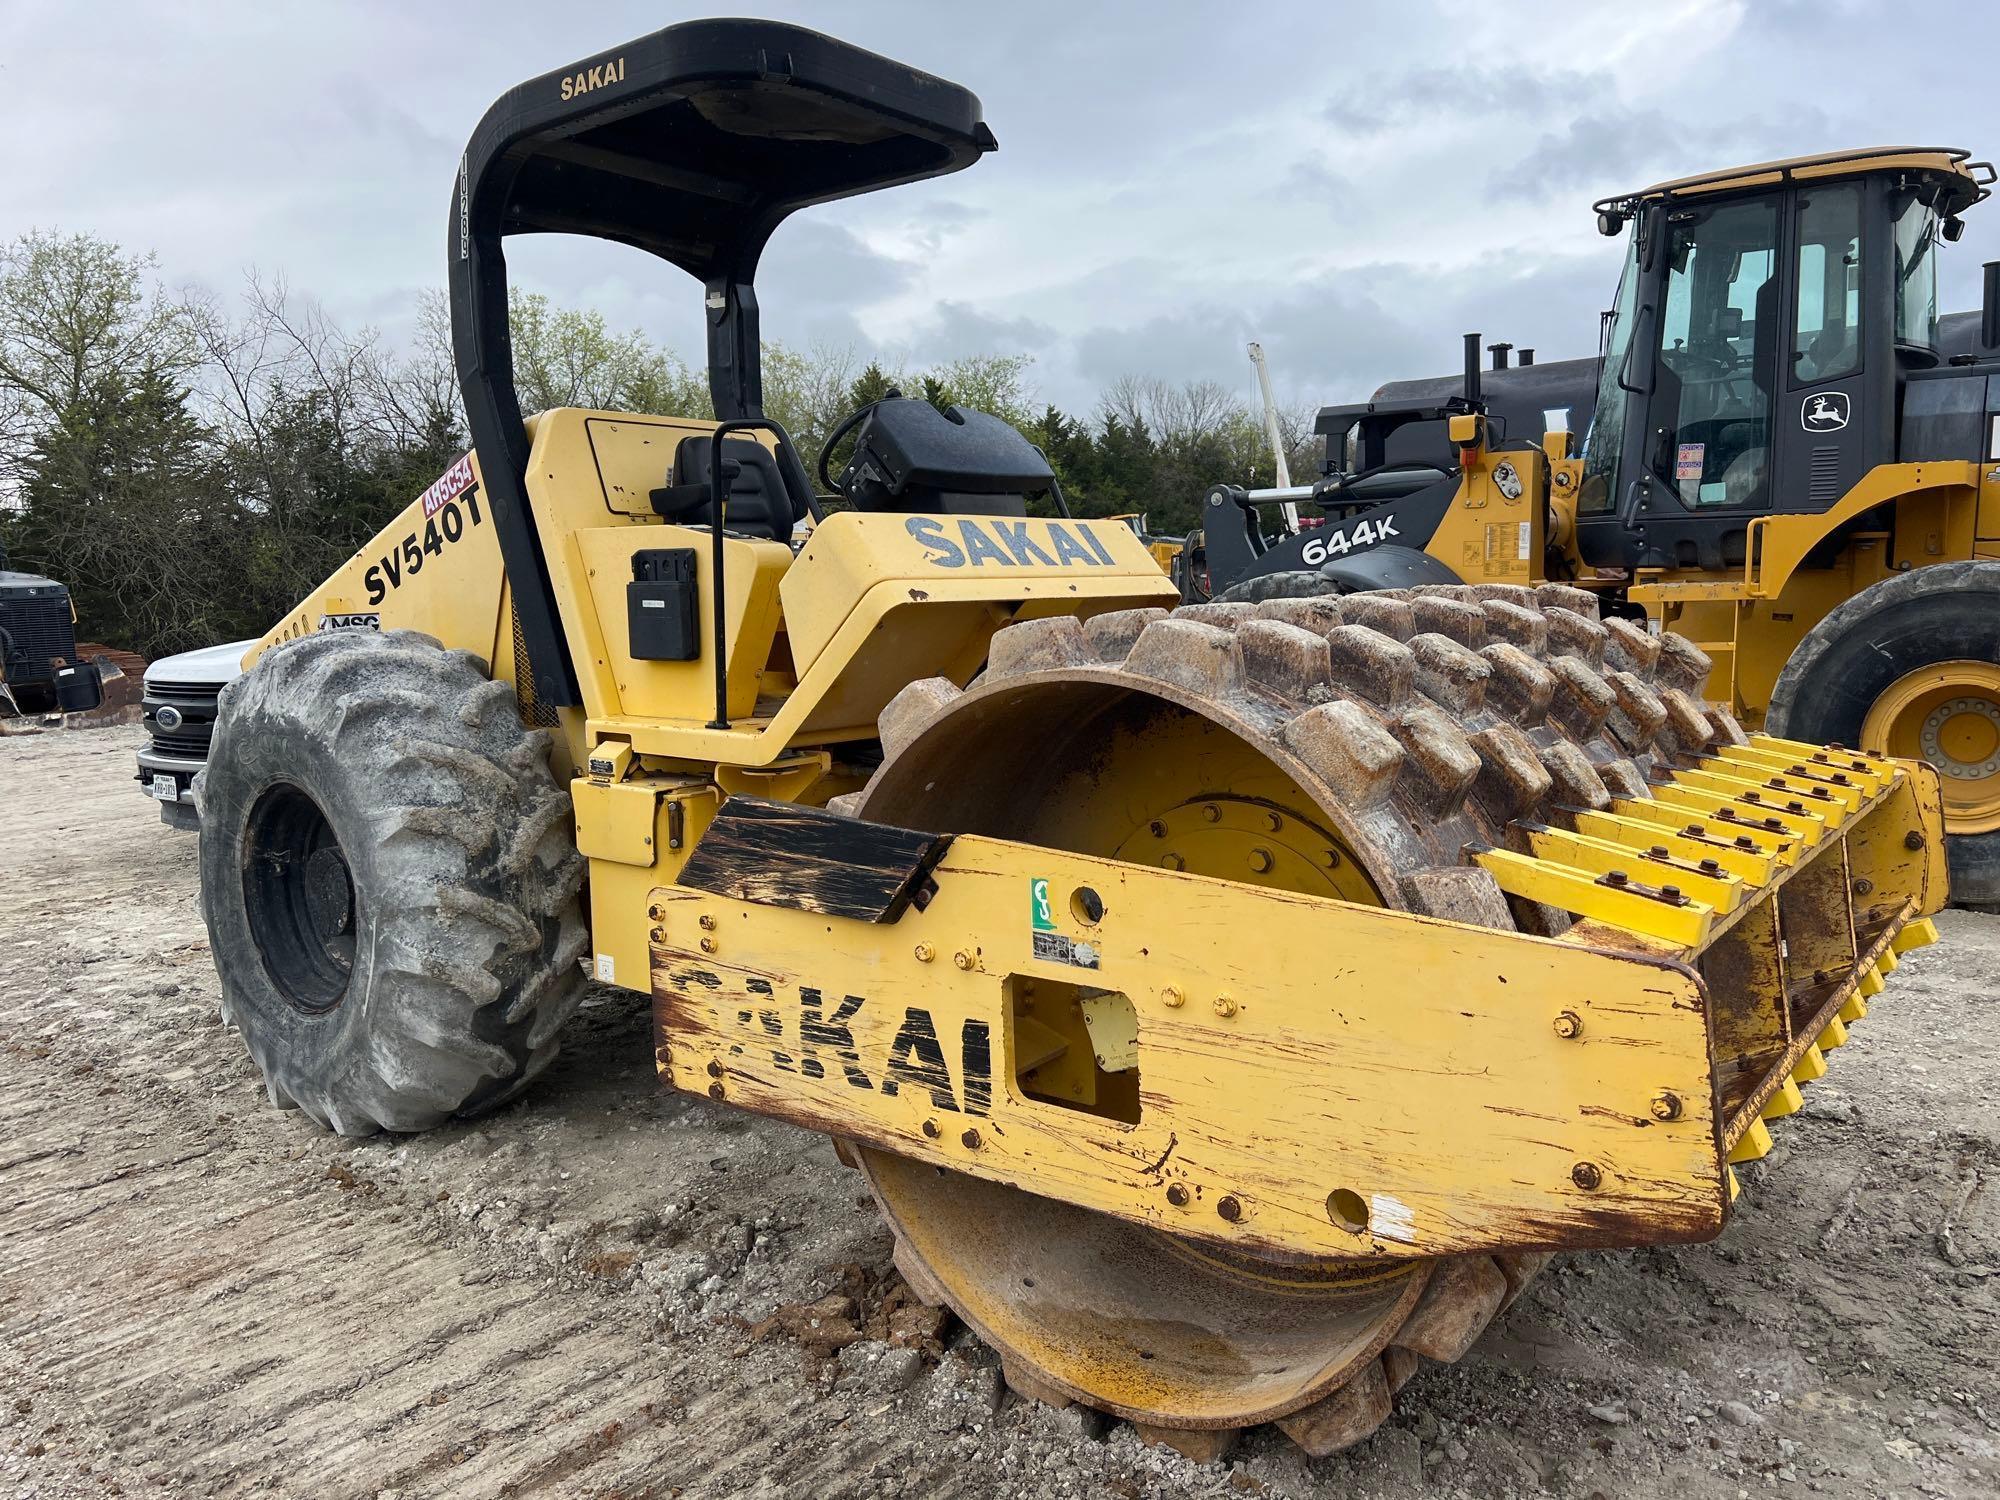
[628,549,699,661]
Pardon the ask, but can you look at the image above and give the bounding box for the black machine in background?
[0,550,113,717]
[1196,335,1592,598]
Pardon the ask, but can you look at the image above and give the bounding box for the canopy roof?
[1597,146,1993,219]
[457,18,993,284]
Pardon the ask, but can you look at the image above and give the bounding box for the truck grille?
[143,678,226,760]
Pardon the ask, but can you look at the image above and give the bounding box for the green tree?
[0,229,196,490]
[12,370,231,655]
[508,288,707,417]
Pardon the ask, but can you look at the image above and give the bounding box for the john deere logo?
[1802,392,1850,432]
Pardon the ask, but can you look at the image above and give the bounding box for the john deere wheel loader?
[1203,147,2000,906]
[198,21,1950,1461]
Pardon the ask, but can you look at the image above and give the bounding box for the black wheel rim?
[241,783,357,1014]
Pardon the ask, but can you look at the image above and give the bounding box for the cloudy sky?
[6,0,1998,415]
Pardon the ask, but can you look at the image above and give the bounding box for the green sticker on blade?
[1030,877,1055,932]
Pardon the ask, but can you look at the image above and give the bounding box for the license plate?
[150,774,179,803]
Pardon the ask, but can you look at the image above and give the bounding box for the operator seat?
[649,435,809,541]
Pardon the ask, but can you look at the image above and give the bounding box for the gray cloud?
[1490,107,1839,204]
[1324,66,1612,134]
[760,221,918,310]
[8,0,1996,426]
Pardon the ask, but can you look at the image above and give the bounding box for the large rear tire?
[1766,562,2000,907]
[198,629,588,1134]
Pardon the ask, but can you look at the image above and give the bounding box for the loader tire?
[199,629,587,1135]
[1766,561,2000,908]
[1211,568,1348,605]
[839,580,1730,1456]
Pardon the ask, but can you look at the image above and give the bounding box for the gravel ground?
[2,723,1996,1499]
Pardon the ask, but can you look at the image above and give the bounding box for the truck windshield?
[1578,231,1641,515]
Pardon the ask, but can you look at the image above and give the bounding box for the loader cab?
[1574,148,1991,573]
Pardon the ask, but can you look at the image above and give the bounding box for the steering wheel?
[1665,346,1735,380]
[816,391,901,494]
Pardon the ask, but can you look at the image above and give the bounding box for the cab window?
[1793,185,1861,385]
[1653,194,1779,510]
[1894,194,1940,349]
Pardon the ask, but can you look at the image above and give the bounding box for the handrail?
[703,417,807,729]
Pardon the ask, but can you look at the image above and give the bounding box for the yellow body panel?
[251,452,511,674]
[1626,466,1982,725]
[652,830,1728,1263]
[1425,444,1544,585]
[585,510,1175,768]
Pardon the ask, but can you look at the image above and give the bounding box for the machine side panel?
[251,452,510,678]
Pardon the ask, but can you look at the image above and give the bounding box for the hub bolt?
[914,942,935,963]
[1161,853,1185,870]
[706,1061,722,1079]
[961,1128,982,1150]
[707,1083,725,1101]
[1149,819,1168,838]
[1212,994,1238,1019]
[953,950,974,971]
[1553,1010,1583,1039]
[1905,831,1926,851]
[1571,1161,1603,1191]
[922,1118,941,1139]
[1248,848,1274,874]
[1160,986,1185,1009]
[699,914,716,931]
[699,937,717,954]
[1216,1195,1243,1223]
[1650,1092,1682,1121]
[1201,804,1222,823]
[650,926,666,944]
[1166,1183,1190,1207]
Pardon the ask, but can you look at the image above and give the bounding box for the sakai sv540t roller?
[197,19,1950,1461]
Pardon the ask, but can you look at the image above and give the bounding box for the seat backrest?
[654,435,803,541]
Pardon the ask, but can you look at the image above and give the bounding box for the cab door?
[1772,181,1872,514]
